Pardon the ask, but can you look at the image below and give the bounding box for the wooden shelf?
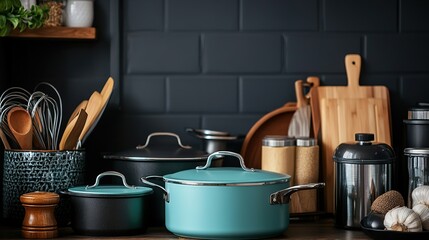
[9,27,96,39]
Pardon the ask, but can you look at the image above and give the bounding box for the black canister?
[333,133,395,229]
[404,104,429,148]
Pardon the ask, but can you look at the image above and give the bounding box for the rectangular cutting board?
[315,54,392,213]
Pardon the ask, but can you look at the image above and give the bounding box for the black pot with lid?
[102,132,220,226]
[333,133,395,229]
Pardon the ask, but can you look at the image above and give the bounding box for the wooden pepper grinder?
[20,191,60,239]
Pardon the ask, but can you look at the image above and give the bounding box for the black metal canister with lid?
[333,133,395,229]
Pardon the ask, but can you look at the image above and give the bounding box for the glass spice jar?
[41,0,64,27]
[261,135,296,184]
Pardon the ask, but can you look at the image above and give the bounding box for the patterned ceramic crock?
[2,150,85,226]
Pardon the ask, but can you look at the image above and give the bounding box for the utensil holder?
[2,150,85,226]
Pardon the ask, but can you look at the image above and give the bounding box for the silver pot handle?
[136,132,192,149]
[86,171,135,190]
[196,151,254,171]
[270,182,325,205]
[141,175,169,202]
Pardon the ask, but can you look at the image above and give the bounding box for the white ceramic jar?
[65,0,94,27]
[20,0,36,10]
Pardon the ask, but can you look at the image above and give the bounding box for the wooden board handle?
[345,54,361,89]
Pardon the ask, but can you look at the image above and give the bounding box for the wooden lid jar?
[20,191,60,239]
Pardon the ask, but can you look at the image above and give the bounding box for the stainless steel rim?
[164,178,289,186]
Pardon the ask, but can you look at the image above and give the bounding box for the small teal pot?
[142,151,324,239]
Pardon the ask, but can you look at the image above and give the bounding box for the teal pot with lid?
[142,151,324,239]
[62,171,153,236]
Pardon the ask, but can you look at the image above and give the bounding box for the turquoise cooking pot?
[142,151,324,239]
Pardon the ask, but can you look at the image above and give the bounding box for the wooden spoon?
[7,106,33,150]
[59,109,88,150]
[78,91,103,144]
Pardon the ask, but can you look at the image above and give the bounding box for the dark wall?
[121,0,429,197]
[120,0,429,151]
[1,0,429,210]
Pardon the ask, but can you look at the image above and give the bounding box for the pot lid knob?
[355,133,374,143]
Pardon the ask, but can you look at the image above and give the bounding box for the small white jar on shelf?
[64,0,94,27]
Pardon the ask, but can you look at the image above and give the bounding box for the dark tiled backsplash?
[122,0,429,142]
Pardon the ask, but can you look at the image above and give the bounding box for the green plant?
[0,0,49,37]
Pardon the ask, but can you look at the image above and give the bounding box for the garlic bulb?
[412,203,429,230]
[412,185,429,206]
[384,206,422,232]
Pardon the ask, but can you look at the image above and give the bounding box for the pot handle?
[136,132,192,149]
[270,183,325,205]
[141,175,169,202]
[196,150,254,171]
[86,171,136,189]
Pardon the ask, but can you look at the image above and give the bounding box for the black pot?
[61,171,153,236]
[102,132,219,226]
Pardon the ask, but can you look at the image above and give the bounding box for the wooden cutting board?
[316,54,392,213]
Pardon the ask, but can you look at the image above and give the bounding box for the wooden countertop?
[0,218,370,239]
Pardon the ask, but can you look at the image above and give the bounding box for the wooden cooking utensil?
[100,77,114,106]
[59,108,88,150]
[78,91,103,145]
[316,54,391,213]
[288,80,311,138]
[7,106,33,150]
[67,100,88,125]
[288,77,320,138]
[307,76,321,138]
[81,77,115,144]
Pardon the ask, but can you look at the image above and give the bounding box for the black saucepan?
[62,171,153,236]
[102,132,220,226]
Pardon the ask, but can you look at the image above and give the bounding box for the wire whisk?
[0,83,62,150]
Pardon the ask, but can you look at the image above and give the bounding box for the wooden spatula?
[59,109,88,150]
[81,77,115,144]
[77,91,103,146]
[288,79,311,138]
[67,100,88,125]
